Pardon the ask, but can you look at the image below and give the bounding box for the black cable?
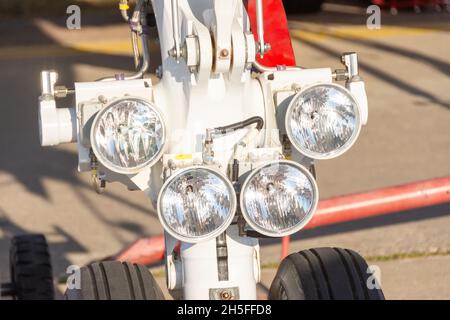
[213,116,264,135]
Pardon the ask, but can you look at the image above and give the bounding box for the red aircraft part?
[246,0,296,67]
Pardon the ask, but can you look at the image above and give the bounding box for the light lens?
[91,98,165,173]
[241,161,318,237]
[158,167,236,242]
[286,84,361,159]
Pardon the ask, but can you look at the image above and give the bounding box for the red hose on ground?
[306,176,450,230]
[281,236,290,259]
[113,235,165,266]
[278,176,450,259]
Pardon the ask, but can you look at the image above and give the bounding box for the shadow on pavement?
[290,34,450,110]
[0,207,87,278]
[0,13,161,276]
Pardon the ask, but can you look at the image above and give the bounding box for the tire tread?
[9,234,54,300]
[66,261,164,300]
[269,247,385,300]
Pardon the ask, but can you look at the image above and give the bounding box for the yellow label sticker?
[119,4,130,10]
[175,154,193,160]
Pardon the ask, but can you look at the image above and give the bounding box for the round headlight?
[91,97,165,174]
[286,83,361,159]
[240,161,318,237]
[158,167,236,243]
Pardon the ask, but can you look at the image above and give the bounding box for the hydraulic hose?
[252,61,304,73]
[98,0,149,81]
[213,116,264,135]
[119,0,130,22]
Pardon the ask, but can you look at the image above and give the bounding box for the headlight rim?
[239,160,319,238]
[157,166,237,243]
[285,82,362,160]
[90,96,167,174]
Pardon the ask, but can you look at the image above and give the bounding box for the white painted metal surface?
[347,80,369,125]
[181,225,259,299]
[39,98,76,146]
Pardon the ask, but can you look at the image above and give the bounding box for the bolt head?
[221,290,232,300]
[220,48,229,58]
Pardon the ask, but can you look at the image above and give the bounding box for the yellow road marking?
[0,40,159,60]
[290,25,434,43]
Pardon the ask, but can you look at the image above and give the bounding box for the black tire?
[283,0,324,14]
[269,247,385,300]
[9,234,55,300]
[65,261,165,300]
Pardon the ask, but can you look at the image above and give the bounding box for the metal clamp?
[342,52,360,81]
[333,52,360,81]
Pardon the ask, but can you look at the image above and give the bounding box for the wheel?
[65,261,165,300]
[283,0,324,14]
[9,234,55,300]
[269,247,385,300]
